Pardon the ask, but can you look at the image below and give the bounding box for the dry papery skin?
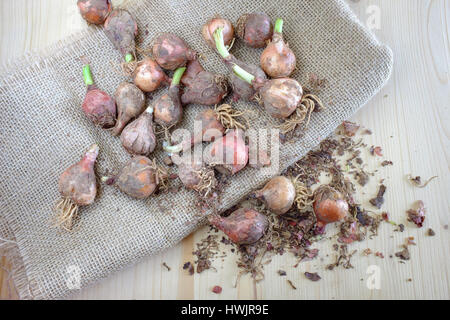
[152,33,197,70]
[154,93,182,128]
[256,77,324,134]
[133,58,170,93]
[77,0,112,25]
[81,61,117,128]
[313,185,349,227]
[181,60,228,106]
[120,106,156,156]
[192,108,226,144]
[236,13,273,48]
[190,123,415,285]
[406,174,438,189]
[106,156,166,199]
[406,200,426,228]
[213,27,323,133]
[258,78,303,119]
[55,144,99,231]
[104,9,138,57]
[169,104,246,154]
[202,17,234,48]
[112,82,146,136]
[177,160,217,198]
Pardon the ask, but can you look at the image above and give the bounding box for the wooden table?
[1,0,448,300]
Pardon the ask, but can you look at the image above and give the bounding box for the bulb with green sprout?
[133,58,171,93]
[118,69,188,156]
[77,0,112,25]
[260,18,296,78]
[202,16,234,48]
[214,27,323,132]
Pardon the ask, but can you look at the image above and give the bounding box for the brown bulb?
[58,144,99,206]
[180,60,228,106]
[112,82,146,136]
[154,75,184,127]
[115,156,159,199]
[313,185,349,224]
[133,58,170,93]
[104,9,138,56]
[260,33,296,78]
[209,208,268,245]
[152,33,197,70]
[259,78,303,119]
[202,17,234,48]
[77,0,112,25]
[204,129,248,175]
[120,107,156,156]
[236,13,273,48]
[82,86,116,128]
[56,144,99,230]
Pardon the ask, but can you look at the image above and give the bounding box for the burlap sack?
[0,0,392,299]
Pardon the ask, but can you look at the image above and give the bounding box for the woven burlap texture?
[0,0,392,299]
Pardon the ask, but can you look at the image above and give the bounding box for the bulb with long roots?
[55,144,99,231]
[81,60,117,128]
[180,60,228,106]
[163,140,217,198]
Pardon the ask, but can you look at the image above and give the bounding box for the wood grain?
[0,0,448,300]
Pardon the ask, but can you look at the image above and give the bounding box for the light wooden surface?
[0,0,448,300]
